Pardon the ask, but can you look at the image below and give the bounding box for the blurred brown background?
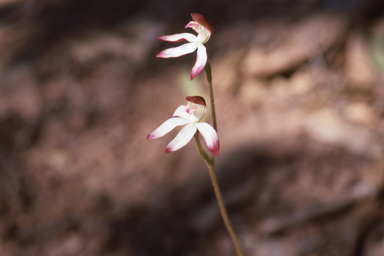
[0,0,384,255]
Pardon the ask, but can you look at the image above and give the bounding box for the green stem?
[194,62,244,256]
[194,135,244,256]
[204,62,217,131]
[194,133,212,165]
[207,163,245,256]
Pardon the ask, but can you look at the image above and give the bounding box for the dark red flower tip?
[190,13,214,34]
[186,96,206,106]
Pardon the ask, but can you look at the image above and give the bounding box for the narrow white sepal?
[159,33,197,43]
[147,117,190,139]
[166,123,197,152]
[191,44,207,80]
[157,42,198,58]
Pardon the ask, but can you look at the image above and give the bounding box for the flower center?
[185,102,206,122]
[186,104,198,116]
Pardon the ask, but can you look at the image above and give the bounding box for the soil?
[0,0,384,256]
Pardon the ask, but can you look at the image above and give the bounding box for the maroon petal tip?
[185,96,206,106]
[190,13,214,34]
[210,147,220,157]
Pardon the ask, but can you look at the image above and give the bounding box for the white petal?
[185,21,211,43]
[147,117,190,139]
[173,105,196,122]
[190,44,207,80]
[173,105,187,117]
[196,122,220,156]
[165,123,197,152]
[173,105,201,123]
[157,42,198,58]
[158,33,197,43]
[185,21,201,33]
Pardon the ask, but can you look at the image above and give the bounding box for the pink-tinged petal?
[165,123,197,153]
[195,122,220,156]
[190,13,214,34]
[190,44,207,80]
[185,21,201,32]
[147,117,190,140]
[157,42,198,58]
[158,33,197,43]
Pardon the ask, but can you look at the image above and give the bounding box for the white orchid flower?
[157,13,214,80]
[147,96,219,156]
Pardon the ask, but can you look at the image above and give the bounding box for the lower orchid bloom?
[147,96,219,156]
[157,13,214,80]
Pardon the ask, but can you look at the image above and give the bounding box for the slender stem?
[204,62,217,131]
[194,133,212,165]
[207,163,244,256]
[197,62,244,256]
[194,135,244,256]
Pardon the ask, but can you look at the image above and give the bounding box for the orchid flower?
[147,96,219,156]
[157,13,214,80]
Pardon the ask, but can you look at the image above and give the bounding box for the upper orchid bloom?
[157,13,214,80]
[147,96,219,156]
